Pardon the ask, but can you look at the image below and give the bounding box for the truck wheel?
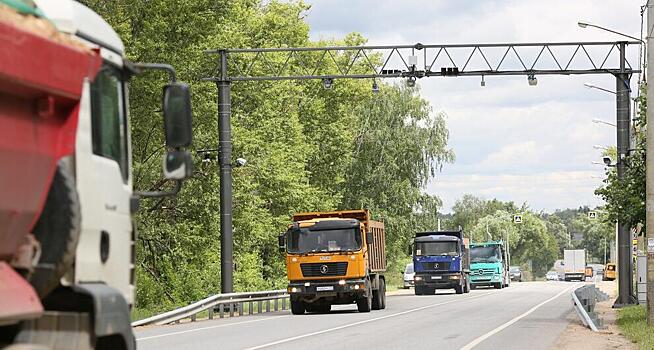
[372,284,381,310]
[455,284,463,294]
[357,287,372,313]
[379,279,386,310]
[290,299,305,315]
[414,286,423,295]
[30,161,81,298]
[494,282,503,289]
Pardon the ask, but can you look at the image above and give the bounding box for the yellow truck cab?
[279,210,386,314]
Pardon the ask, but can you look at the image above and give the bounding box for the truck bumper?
[414,273,462,289]
[287,279,368,303]
[470,273,502,286]
[564,273,585,281]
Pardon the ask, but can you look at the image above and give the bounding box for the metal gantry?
[204,41,640,298]
[208,41,638,81]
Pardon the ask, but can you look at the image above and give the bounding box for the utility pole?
[646,0,654,324]
[614,42,635,307]
[217,50,234,293]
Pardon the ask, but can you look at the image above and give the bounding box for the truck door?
[74,57,133,304]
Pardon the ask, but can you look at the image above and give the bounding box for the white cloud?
[428,171,606,212]
[303,0,642,212]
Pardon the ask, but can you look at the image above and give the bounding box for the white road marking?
[136,315,292,341]
[459,284,577,350]
[244,291,495,350]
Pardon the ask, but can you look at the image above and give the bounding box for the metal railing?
[132,290,289,327]
[571,284,609,331]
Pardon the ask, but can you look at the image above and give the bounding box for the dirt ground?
[552,281,636,350]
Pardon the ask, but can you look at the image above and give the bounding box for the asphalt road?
[135,281,581,350]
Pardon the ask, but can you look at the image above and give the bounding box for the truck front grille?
[474,269,496,275]
[419,261,451,272]
[300,262,348,277]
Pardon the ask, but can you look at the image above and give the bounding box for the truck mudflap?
[0,262,43,324]
[287,279,368,297]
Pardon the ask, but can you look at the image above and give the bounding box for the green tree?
[81,0,455,311]
[595,82,646,230]
[542,215,570,255]
[511,213,559,277]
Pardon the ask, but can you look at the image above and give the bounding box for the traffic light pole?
[614,42,635,307]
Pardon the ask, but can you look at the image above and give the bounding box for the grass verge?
[131,304,180,322]
[617,305,654,349]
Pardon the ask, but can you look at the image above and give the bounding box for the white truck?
[0,1,193,349]
[563,249,586,281]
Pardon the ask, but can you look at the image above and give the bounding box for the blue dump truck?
[412,230,471,295]
[470,241,511,289]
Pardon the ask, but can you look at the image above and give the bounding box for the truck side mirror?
[278,233,286,252]
[408,244,413,256]
[163,83,193,148]
[366,231,373,245]
[163,150,193,180]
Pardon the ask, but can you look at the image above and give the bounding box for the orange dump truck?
[278,210,386,314]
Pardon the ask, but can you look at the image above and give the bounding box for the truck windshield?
[471,245,502,263]
[287,227,361,254]
[414,241,458,256]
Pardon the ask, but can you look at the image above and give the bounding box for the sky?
[302,0,645,213]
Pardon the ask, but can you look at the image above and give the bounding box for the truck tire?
[455,284,463,294]
[379,279,386,310]
[494,282,503,289]
[290,299,305,315]
[30,161,81,298]
[414,286,424,295]
[372,285,381,310]
[357,287,372,313]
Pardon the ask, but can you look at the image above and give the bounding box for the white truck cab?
[1,1,194,349]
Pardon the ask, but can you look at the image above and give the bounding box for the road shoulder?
[551,281,635,350]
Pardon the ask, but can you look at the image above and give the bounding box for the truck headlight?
[338,280,346,285]
[450,275,460,280]
[414,276,422,281]
[288,287,298,293]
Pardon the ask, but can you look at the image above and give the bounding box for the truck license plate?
[431,276,442,280]
[316,286,334,291]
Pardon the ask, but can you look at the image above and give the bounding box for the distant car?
[403,263,415,289]
[509,266,522,282]
[546,271,559,281]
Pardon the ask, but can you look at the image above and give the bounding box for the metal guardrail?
[571,284,609,331]
[132,290,289,327]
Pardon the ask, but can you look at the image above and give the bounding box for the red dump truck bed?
[291,209,387,272]
[0,11,102,261]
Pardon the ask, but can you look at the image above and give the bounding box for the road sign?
[514,215,522,224]
[588,211,597,220]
